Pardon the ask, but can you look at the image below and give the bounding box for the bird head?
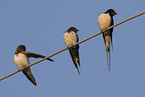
[67,27,79,33]
[15,45,26,54]
[105,9,117,16]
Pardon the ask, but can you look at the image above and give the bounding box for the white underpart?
[98,13,111,30]
[63,31,78,47]
[14,53,29,69]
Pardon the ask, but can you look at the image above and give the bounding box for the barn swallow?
[97,9,117,71]
[63,27,80,74]
[13,45,54,86]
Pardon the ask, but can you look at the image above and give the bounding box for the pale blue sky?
[0,0,145,97]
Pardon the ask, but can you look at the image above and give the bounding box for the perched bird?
[97,9,117,71]
[13,45,54,86]
[63,27,80,74]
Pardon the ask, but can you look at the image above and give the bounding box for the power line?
[0,11,145,81]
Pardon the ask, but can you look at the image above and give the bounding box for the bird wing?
[22,67,37,86]
[21,51,54,62]
[110,17,114,49]
[69,46,80,74]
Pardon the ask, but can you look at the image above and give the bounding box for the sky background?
[0,0,145,97]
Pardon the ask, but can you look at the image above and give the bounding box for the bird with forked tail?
[13,45,54,86]
[63,27,80,74]
[98,9,117,71]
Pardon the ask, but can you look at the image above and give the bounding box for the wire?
[0,11,145,81]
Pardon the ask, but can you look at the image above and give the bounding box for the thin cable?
[0,11,145,81]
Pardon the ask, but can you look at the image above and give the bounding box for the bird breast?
[13,53,30,69]
[98,13,111,30]
[63,31,78,47]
